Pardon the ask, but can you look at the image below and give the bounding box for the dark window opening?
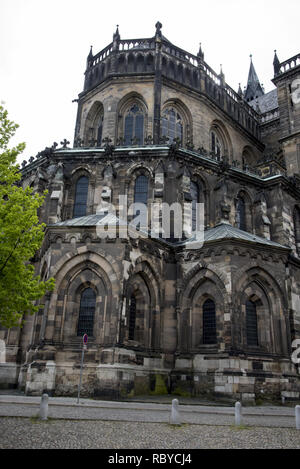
[203,299,217,345]
[128,295,137,340]
[97,115,103,146]
[246,300,258,346]
[133,175,149,229]
[73,176,89,218]
[190,181,199,233]
[77,288,96,337]
[237,197,246,231]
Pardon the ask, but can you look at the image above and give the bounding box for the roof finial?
[87,45,93,64]
[155,21,162,39]
[273,49,280,76]
[197,42,204,61]
[219,64,225,86]
[113,24,120,42]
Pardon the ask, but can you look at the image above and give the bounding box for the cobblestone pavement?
[0,417,300,449]
[0,394,298,428]
[0,394,300,449]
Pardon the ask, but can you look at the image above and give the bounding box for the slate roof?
[249,88,278,114]
[51,216,289,251]
[52,213,127,227]
[202,223,288,249]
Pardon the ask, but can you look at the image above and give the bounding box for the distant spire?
[273,50,281,76]
[244,54,264,102]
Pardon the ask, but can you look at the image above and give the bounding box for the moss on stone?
[149,374,168,395]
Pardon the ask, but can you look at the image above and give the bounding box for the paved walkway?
[0,393,298,428]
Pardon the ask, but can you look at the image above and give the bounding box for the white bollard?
[235,401,242,426]
[39,393,49,421]
[170,398,181,426]
[296,405,300,430]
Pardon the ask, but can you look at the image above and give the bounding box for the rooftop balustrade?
[82,36,261,140]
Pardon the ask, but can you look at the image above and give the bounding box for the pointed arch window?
[73,176,89,218]
[161,108,183,143]
[210,130,223,157]
[203,299,217,345]
[124,104,144,145]
[237,196,246,231]
[77,288,96,337]
[246,300,258,346]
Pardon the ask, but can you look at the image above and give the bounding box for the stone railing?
[260,108,280,124]
[83,36,261,139]
[276,53,300,76]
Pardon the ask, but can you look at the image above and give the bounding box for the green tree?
[0,106,54,328]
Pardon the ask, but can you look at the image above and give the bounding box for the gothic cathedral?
[1,23,300,403]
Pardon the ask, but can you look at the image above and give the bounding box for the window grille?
[246,300,258,346]
[203,299,217,344]
[77,288,96,337]
[73,176,89,218]
[124,104,144,145]
[190,181,199,232]
[128,295,137,340]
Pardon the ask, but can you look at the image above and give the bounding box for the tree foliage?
[0,106,54,328]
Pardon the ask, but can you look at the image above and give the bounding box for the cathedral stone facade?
[1,23,300,403]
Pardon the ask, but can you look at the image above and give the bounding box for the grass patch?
[30,414,54,424]
[166,423,189,429]
[229,424,250,431]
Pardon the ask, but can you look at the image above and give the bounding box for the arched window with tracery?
[161,107,183,143]
[246,299,258,346]
[84,102,104,147]
[77,288,96,337]
[73,176,89,218]
[203,299,217,344]
[210,129,223,157]
[124,104,145,145]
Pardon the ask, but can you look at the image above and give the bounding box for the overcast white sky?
[1,0,299,163]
